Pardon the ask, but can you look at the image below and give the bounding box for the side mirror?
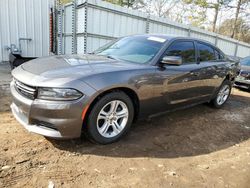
[161,56,182,66]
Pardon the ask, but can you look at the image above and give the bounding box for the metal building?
[0,0,54,63]
[1,0,250,63]
[58,0,250,58]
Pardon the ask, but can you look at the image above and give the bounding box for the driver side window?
[165,41,196,64]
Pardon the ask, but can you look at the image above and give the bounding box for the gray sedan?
[235,56,250,90]
[10,34,239,144]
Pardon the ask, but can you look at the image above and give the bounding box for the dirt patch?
[0,88,250,187]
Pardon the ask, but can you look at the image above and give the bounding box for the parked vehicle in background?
[7,39,37,69]
[10,34,240,144]
[9,54,36,69]
[235,56,250,90]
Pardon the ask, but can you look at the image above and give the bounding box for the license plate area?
[11,103,29,125]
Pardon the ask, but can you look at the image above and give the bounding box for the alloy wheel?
[96,100,129,138]
[216,85,230,105]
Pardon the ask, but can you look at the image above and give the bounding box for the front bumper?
[234,77,250,90]
[10,80,87,139]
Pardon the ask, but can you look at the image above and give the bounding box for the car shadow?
[48,94,250,159]
[234,86,250,93]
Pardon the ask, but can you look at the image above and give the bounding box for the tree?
[150,0,179,17]
[184,3,207,27]
[183,0,233,32]
[104,0,137,7]
[230,0,250,38]
[218,17,250,43]
[59,0,72,4]
[104,0,180,17]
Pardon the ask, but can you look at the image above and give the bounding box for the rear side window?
[214,49,225,60]
[165,41,196,63]
[197,42,216,61]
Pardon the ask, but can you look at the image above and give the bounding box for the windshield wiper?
[96,54,119,61]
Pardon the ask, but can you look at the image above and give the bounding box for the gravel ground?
[0,64,249,187]
[0,62,11,86]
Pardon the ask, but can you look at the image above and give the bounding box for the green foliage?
[184,0,208,7]
[104,0,136,7]
[182,0,235,32]
[59,0,72,4]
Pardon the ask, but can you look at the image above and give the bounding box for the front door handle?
[190,72,200,76]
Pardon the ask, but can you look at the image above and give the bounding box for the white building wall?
[0,0,53,62]
[3,0,247,61]
[237,45,250,57]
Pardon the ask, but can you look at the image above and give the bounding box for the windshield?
[241,56,250,66]
[94,36,167,64]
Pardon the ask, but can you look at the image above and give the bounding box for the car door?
[195,42,226,94]
[155,40,214,110]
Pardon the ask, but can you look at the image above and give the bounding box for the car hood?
[19,54,141,78]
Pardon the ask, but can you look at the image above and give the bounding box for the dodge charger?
[10,34,239,144]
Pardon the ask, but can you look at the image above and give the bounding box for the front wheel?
[86,91,134,144]
[210,80,232,108]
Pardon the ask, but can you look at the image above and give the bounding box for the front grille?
[14,79,37,99]
[32,120,58,131]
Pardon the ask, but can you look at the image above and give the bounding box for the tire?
[210,79,232,108]
[247,84,250,91]
[86,91,134,144]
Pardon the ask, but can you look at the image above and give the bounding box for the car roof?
[133,34,215,46]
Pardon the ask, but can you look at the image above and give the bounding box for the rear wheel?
[86,91,134,144]
[210,80,231,108]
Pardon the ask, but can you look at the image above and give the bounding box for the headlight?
[37,88,83,101]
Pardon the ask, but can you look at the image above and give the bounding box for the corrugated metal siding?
[190,32,216,44]
[86,7,146,37]
[64,5,73,54]
[70,0,250,58]
[86,37,111,52]
[0,0,52,62]
[76,7,85,33]
[217,39,237,55]
[149,22,188,36]
[75,1,148,53]
[237,45,250,57]
[148,16,189,36]
[77,36,85,54]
